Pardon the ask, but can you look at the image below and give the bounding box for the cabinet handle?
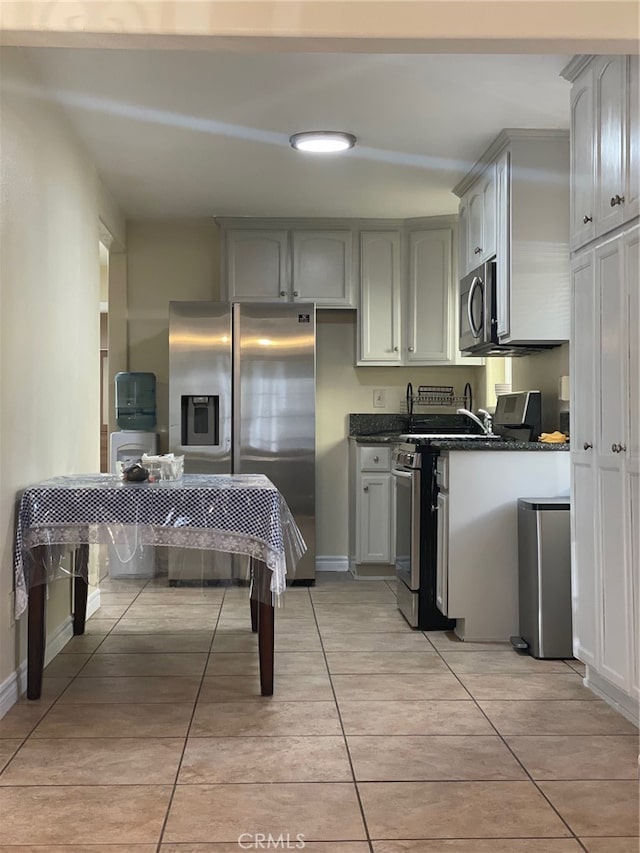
[408,346,415,352]
[612,443,627,453]
[474,246,482,255]
[610,194,625,207]
[280,290,286,297]
[373,455,379,463]
[363,485,369,492]
[293,290,299,297]
[612,443,618,453]
[393,346,399,352]
[583,442,593,450]
[583,215,593,224]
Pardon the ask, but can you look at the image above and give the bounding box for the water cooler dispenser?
[109,372,157,578]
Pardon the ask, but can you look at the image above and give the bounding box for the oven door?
[392,467,421,591]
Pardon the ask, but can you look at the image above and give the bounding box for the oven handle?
[392,469,413,480]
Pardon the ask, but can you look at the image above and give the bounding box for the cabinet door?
[435,491,449,616]
[625,56,639,223]
[291,231,354,307]
[359,231,402,363]
[594,56,626,238]
[481,164,496,261]
[623,224,639,700]
[358,473,392,563]
[406,229,452,363]
[495,149,511,339]
[225,230,288,301]
[570,67,596,250]
[570,250,598,666]
[458,199,469,278]
[467,189,484,268]
[595,235,629,689]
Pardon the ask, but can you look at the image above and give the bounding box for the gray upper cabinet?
[225,230,288,301]
[222,223,355,307]
[291,231,354,306]
[563,55,639,251]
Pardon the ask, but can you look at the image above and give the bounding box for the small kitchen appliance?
[493,390,542,442]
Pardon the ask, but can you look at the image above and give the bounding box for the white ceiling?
[27,49,571,219]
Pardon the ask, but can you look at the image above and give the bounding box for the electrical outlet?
[373,389,386,408]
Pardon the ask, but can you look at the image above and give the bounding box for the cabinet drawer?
[359,446,391,472]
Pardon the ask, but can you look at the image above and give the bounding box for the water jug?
[115,372,156,431]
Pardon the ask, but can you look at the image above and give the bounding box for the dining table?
[13,473,306,700]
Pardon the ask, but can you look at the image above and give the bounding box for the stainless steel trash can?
[514,497,572,659]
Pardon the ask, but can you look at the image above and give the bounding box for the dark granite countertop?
[350,435,570,449]
[431,439,570,451]
[348,433,403,445]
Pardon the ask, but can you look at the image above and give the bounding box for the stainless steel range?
[392,425,500,629]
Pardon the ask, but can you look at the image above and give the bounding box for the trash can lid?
[518,497,571,511]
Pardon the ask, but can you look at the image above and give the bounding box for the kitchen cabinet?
[564,55,640,251]
[435,449,570,642]
[359,231,402,363]
[454,129,570,346]
[570,223,640,708]
[348,443,395,574]
[565,52,639,722]
[460,163,496,276]
[222,223,355,307]
[358,220,480,366]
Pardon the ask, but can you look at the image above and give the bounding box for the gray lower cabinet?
[349,443,395,575]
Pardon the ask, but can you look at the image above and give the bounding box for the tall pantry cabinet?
[563,55,639,722]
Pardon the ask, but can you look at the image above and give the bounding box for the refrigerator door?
[168,302,234,583]
[234,303,316,581]
[169,301,232,474]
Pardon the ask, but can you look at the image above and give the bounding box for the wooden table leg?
[27,546,47,700]
[250,560,259,633]
[256,560,274,696]
[73,544,89,635]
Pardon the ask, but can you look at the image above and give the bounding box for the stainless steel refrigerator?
[168,301,316,582]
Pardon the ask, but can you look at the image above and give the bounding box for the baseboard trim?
[86,587,101,619]
[0,588,100,720]
[315,556,349,573]
[585,667,639,727]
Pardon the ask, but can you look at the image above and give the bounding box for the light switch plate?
[373,389,386,408]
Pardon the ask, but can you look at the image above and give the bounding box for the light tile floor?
[0,572,638,852]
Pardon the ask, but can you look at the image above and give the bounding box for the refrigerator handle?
[232,304,241,472]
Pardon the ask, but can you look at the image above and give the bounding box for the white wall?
[511,343,570,433]
[0,47,114,705]
[126,219,220,448]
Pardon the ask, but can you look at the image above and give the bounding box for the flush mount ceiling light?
[289,131,357,153]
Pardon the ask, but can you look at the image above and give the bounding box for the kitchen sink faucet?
[456,408,494,436]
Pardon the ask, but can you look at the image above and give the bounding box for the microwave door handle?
[467,276,483,339]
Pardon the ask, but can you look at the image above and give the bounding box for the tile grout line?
[423,630,590,850]
[308,584,376,853]
[0,576,154,778]
[154,581,228,853]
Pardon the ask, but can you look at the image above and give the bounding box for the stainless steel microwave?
[459,259,497,354]
[459,259,554,356]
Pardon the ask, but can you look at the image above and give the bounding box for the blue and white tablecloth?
[14,473,306,618]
